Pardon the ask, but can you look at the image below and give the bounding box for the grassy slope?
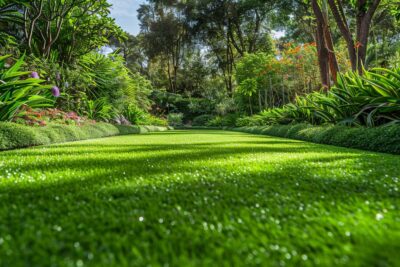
[0,130,399,267]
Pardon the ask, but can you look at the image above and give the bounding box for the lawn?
[0,130,399,267]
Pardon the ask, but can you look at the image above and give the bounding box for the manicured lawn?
[0,130,399,266]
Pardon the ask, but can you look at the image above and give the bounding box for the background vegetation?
[1,0,399,131]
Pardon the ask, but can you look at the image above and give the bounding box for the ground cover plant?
[0,130,399,266]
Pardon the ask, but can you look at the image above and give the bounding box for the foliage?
[0,130,399,266]
[239,67,400,127]
[21,0,125,59]
[85,97,114,121]
[0,121,169,150]
[0,0,22,48]
[151,90,214,122]
[13,107,93,126]
[142,114,168,127]
[235,123,400,154]
[206,113,241,127]
[192,114,216,126]
[234,43,329,115]
[0,54,54,122]
[167,113,183,127]
[124,104,146,125]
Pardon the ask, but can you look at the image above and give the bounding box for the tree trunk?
[328,0,381,73]
[312,0,338,89]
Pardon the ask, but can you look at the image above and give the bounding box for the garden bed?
[0,122,171,151]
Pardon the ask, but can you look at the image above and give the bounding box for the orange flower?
[354,41,362,49]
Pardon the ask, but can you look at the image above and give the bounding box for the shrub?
[85,97,115,121]
[0,122,48,149]
[124,104,146,125]
[207,113,240,127]
[167,113,183,126]
[192,114,215,126]
[238,67,400,128]
[235,124,400,154]
[0,122,170,151]
[142,115,168,127]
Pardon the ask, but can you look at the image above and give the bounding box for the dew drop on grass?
[375,213,384,221]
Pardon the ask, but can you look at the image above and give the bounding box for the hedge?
[233,124,400,154]
[0,122,170,151]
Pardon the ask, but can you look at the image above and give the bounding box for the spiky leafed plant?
[0,54,54,121]
[254,67,400,127]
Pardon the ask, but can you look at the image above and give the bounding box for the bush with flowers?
[12,106,96,127]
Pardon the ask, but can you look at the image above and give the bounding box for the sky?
[108,0,145,35]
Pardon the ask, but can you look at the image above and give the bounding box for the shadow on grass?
[0,130,399,266]
[1,138,397,203]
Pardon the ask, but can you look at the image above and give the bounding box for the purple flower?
[31,71,40,79]
[51,86,61,97]
[56,72,61,81]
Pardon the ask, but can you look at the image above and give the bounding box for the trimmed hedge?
[233,124,400,154]
[0,122,170,151]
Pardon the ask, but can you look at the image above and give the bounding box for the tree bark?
[328,0,381,73]
[312,0,331,89]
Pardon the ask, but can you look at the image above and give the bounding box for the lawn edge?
[0,122,173,151]
[178,124,400,155]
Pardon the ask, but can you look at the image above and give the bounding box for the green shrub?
[114,125,141,135]
[0,122,48,149]
[237,67,400,127]
[192,114,215,126]
[207,114,240,127]
[235,124,400,154]
[167,113,183,126]
[124,104,146,125]
[0,122,170,151]
[143,115,168,127]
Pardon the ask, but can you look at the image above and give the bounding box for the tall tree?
[311,0,339,88]
[187,0,278,94]
[138,1,190,93]
[327,0,382,73]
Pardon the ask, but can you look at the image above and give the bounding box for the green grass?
[0,130,399,267]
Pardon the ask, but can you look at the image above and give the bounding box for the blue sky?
[109,0,145,35]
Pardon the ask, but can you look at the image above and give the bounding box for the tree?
[186,0,279,94]
[327,0,382,73]
[138,1,190,93]
[22,0,123,61]
[311,0,339,88]
[236,52,273,113]
[56,0,125,62]
[23,0,87,57]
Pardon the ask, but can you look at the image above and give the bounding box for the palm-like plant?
[85,97,114,121]
[0,54,54,121]
[255,67,400,127]
[0,0,24,46]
